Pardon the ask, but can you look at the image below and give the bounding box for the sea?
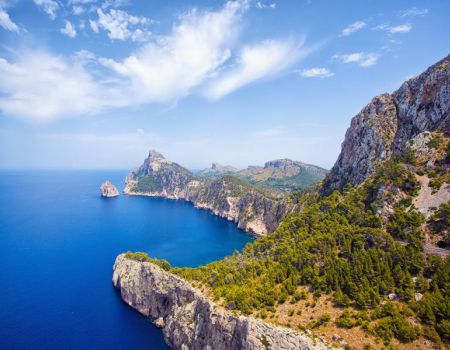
[0,170,254,349]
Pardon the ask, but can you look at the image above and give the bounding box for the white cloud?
[256,1,276,9]
[0,7,19,32]
[375,23,412,34]
[299,67,333,78]
[205,38,308,99]
[101,0,129,9]
[90,8,152,41]
[61,20,77,38]
[333,52,379,67]
[100,0,250,103]
[72,6,85,15]
[0,50,125,122]
[33,0,59,20]
[400,7,428,18]
[341,20,366,36]
[89,18,99,32]
[387,24,411,33]
[0,0,311,122]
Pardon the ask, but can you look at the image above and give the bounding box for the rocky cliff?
[100,180,119,197]
[113,254,334,350]
[124,151,294,235]
[323,54,450,193]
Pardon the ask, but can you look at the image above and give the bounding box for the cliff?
[100,180,119,197]
[124,151,295,235]
[323,54,450,193]
[113,254,334,350]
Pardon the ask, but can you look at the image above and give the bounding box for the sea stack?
[100,181,119,198]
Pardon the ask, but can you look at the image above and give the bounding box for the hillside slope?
[117,54,450,350]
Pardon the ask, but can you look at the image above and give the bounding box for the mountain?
[197,159,327,192]
[124,151,293,235]
[116,55,450,350]
[323,55,449,194]
[236,159,327,192]
[197,163,239,178]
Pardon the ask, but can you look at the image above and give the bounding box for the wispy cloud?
[33,0,59,20]
[205,38,309,99]
[0,50,126,122]
[375,23,412,34]
[298,67,333,78]
[61,20,77,38]
[333,52,380,67]
[0,0,312,122]
[400,7,428,18]
[341,20,366,36]
[256,1,276,9]
[0,7,19,32]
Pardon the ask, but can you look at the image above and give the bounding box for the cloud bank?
[0,0,311,122]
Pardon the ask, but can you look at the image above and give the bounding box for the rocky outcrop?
[323,54,450,193]
[192,176,289,234]
[198,163,239,178]
[113,254,334,350]
[124,151,294,235]
[100,180,119,197]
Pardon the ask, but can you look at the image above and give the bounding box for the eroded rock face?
[113,255,334,350]
[100,181,119,197]
[323,55,450,193]
[124,150,292,236]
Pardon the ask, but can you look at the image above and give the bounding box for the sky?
[0,0,449,170]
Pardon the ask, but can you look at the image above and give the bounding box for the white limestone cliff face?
[323,55,450,193]
[113,254,335,350]
[124,151,291,236]
[100,181,119,197]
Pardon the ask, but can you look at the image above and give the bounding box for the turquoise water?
[0,170,254,349]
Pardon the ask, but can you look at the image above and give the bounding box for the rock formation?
[197,163,239,178]
[323,54,450,193]
[113,254,334,350]
[124,151,296,235]
[100,180,119,197]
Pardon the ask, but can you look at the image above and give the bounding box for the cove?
[0,170,254,349]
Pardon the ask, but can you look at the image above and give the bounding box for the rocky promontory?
[100,181,119,197]
[124,151,296,235]
[113,254,334,350]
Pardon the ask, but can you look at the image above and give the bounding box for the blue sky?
[0,0,448,170]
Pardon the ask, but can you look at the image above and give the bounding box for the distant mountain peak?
[264,159,297,168]
[147,149,166,160]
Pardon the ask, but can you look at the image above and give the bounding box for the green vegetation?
[127,160,449,345]
[238,171,325,192]
[132,177,163,192]
[125,252,171,271]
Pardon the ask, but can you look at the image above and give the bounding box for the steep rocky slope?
[124,151,296,235]
[99,180,119,197]
[113,254,334,350]
[323,55,449,193]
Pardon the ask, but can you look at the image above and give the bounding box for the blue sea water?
[0,170,254,349]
